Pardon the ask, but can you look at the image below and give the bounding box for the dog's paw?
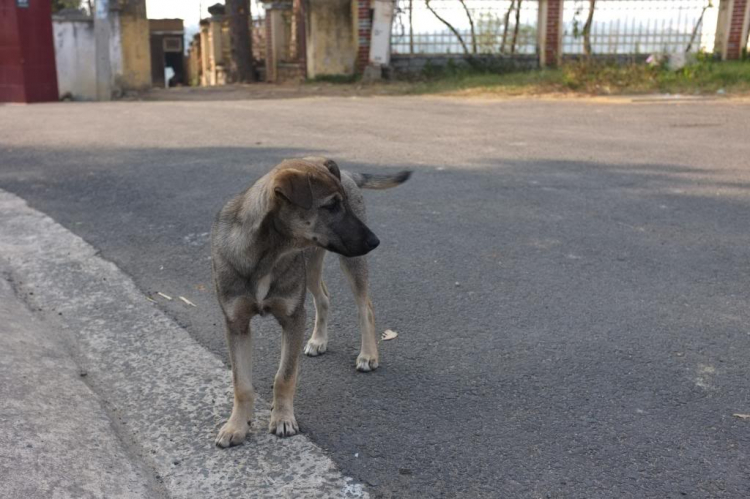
[356,354,379,372]
[304,338,328,357]
[215,419,250,448]
[268,410,299,438]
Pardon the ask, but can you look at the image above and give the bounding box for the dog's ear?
[322,159,341,180]
[273,170,314,210]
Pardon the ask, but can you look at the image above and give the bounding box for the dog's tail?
[353,171,412,190]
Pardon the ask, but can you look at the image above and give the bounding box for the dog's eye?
[321,199,341,212]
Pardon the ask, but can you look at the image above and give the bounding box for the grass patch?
[407,57,750,97]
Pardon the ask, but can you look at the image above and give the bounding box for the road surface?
[1,95,749,498]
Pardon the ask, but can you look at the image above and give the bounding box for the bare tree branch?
[500,0,516,54]
[457,0,477,54]
[686,0,712,53]
[425,0,470,55]
[511,0,523,55]
[582,0,596,57]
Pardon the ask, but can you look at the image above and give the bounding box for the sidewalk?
[0,273,163,498]
[0,188,365,498]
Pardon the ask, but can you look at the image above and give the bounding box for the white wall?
[53,16,123,100]
[53,20,97,100]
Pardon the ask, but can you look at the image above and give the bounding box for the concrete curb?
[0,189,367,498]
[0,274,165,498]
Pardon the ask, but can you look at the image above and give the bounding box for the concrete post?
[94,0,112,100]
[367,0,394,73]
[538,0,548,66]
[199,23,210,86]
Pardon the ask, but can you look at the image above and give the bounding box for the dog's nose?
[365,234,380,250]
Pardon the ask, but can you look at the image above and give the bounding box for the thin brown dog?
[211,157,410,447]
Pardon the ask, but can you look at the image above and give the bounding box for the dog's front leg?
[269,309,305,437]
[340,255,379,372]
[216,299,255,448]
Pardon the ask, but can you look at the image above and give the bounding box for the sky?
[146,0,208,28]
[146,0,266,47]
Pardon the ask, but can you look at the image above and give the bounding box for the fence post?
[539,0,564,67]
[727,0,750,58]
[716,0,749,59]
[356,0,373,74]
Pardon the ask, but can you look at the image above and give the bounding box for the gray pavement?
[1,95,749,498]
[0,265,162,499]
[0,189,366,498]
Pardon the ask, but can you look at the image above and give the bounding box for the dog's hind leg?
[269,308,306,437]
[304,248,330,356]
[216,297,255,448]
[339,255,379,372]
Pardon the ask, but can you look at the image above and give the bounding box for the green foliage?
[52,0,83,13]
[405,57,750,96]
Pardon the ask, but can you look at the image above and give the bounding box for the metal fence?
[391,0,540,55]
[562,0,718,55]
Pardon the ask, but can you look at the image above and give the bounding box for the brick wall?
[726,0,748,59]
[265,14,274,81]
[544,0,562,67]
[356,0,372,73]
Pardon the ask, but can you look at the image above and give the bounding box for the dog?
[211,157,411,447]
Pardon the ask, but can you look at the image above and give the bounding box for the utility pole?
[227,0,255,82]
[94,0,112,100]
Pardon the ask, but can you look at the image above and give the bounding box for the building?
[185,0,385,85]
[149,19,185,87]
[51,1,152,100]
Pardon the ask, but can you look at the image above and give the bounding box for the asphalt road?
[1,95,749,498]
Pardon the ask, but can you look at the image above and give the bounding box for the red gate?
[0,0,58,103]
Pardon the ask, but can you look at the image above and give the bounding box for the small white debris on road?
[381,329,398,341]
[179,296,196,307]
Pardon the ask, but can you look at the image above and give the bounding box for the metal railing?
[562,0,717,55]
[391,0,540,55]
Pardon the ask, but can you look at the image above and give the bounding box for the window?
[163,37,183,53]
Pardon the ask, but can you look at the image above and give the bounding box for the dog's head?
[269,159,379,257]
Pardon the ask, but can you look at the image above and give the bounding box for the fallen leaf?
[157,292,172,301]
[145,297,156,303]
[179,296,197,307]
[733,413,750,419]
[381,329,398,341]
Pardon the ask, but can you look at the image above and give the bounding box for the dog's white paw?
[268,410,299,437]
[356,354,379,372]
[215,419,249,448]
[304,338,328,356]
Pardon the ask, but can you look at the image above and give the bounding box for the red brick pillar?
[539,0,564,67]
[726,0,749,59]
[264,11,274,81]
[356,0,372,73]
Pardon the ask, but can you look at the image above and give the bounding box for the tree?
[582,0,596,57]
[511,0,523,54]
[457,0,477,54]
[500,0,515,54]
[52,0,83,13]
[226,0,255,83]
[425,0,470,55]
[686,0,713,53]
